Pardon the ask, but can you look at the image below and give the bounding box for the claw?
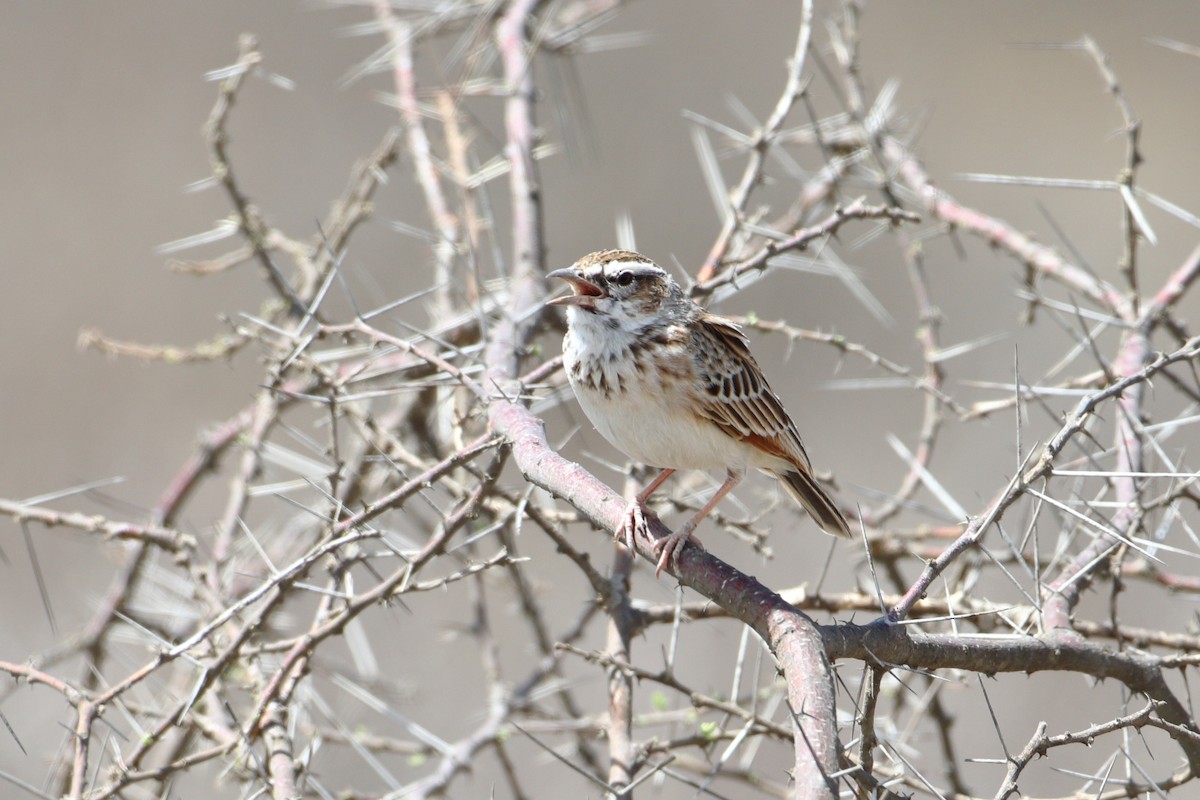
[615,499,649,553]
[650,524,701,578]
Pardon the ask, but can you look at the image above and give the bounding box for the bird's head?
[547,250,686,331]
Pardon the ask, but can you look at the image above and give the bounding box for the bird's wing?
[689,314,812,471]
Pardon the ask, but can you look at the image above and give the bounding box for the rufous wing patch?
[691,314,814,471]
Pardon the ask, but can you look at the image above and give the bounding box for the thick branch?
[490,401,840,799]
[823,623,1200,773]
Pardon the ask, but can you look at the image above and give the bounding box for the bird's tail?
[769,469,852,538]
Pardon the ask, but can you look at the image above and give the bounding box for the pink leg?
[616,468,676,552]
[636,468,675,504]
[652,468,743,577]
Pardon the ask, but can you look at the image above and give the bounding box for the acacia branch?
[822,623,1200,773]
[490,399,841,798]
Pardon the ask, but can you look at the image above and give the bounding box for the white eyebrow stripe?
[604,261,664,278]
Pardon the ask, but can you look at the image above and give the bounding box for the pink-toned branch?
[489,400,842,798]
[697,0,816,285]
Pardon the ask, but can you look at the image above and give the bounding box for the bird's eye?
[613,271,635,287]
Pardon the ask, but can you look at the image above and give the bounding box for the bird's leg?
[652,468,743,577]
[636,467,677,505]
[616,468,676,553]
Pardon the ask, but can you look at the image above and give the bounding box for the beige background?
[3,1,1199,796]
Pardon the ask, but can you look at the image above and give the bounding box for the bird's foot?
[615,499,650,554]
[650,524,702,578]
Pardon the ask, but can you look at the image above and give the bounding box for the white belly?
[581,388,743,468]
[567,356,774,472]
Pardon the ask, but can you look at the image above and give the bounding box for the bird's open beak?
[546,268,604,309]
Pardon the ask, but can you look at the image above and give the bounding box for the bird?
[546,249,851,576]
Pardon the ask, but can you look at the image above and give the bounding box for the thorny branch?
[5,4,1200,800]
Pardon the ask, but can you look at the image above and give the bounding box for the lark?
[548,249,850,576]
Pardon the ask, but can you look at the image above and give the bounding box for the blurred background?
[3,1,1200,796]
